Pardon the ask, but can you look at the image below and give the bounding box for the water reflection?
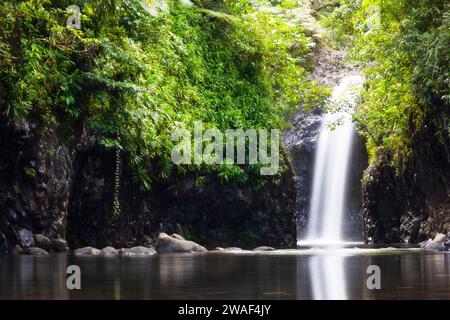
[0,254,69,299]
[0,251,449,299]
[309,254,347,300]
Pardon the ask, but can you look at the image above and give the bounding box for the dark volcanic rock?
[52,238,69,252]
[0,233,8,255]
[67,146,297,250]
[0,118,74,254]
[363,125,450,244]
[284,110,322,238]
[0,115,297,254]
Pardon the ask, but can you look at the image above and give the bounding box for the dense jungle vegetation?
[0,0,327,191]
[323,0,449,166]
[0,0,448,200]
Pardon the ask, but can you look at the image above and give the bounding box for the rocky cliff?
[0,117,74,254]
[363,119,450,244]
[0,118,297,254]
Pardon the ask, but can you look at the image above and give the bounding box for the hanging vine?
[112,144,121,218]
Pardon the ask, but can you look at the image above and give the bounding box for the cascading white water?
[299,75,364,246]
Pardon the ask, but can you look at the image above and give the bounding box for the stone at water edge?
[18,228,34,248]
[253,246,276,252]
[12,245,23,255]
[118,246,157,256]
[21,247,49,256]
[156,232,207,254]
[129,246,156,255]
[432,233,447,243]
[224,247,244,251]
[52,239,69,252]
[34,234,52,251]
[421,233,448,251]
[100,246,118,256]
[74,246,100,256]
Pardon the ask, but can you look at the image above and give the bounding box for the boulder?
[100,246,118,256]
[74,246,100,256]
[34,234,52,251]
[118,246,156,256]
[421,233,448,251]
[18,228,34,248]
[21,247,49,256]
[432,233,447,244]
[170,233,186,241]
[421,240,441,251]
[118,248,129,256]
[253,246,276,252]
[52,238,69,252]
[129,246,156,256]
[12,245,23,255]
[156,232,207,254]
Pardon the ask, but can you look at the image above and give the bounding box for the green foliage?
[194,175,206,187]
[324,0,450,164]
[319,0,361,47]
[240,226,262,247]
[218,161,248,185]
[0,0,326,188]
[23,165,37,177]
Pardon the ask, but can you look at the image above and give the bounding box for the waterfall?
[299,75,364,246]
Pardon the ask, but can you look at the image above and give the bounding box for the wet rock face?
[67,146,297,250]
[284,110,322,239]
[363,128,450,244]
[0,116,297,254]
[0,118,74,254]
[344,133,368,240]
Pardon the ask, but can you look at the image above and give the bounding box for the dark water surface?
[0,249,449,299]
